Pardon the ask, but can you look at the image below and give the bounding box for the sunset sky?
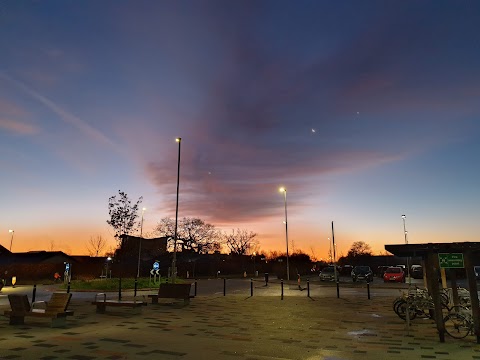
[1,1,479,260]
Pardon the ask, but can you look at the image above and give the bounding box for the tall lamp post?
[402,215,410,283]
[172,137,182,283]
[136,207,146,278]
[279,187,290,281]
[8,229,14,252]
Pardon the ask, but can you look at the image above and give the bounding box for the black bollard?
[250,278,253,297]
[67,280,71,294]
[134,277,138,297]
[118,278,122,301]
[32,284,37,303]
[223,278,226,296]
[367,282,371,300]
[281,279,284,300]
[336,280,340,298]
[194,279,198,296]
[307,279,310,297]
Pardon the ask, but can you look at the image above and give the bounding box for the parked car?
[351,266,373,282]
[376,266,390,278]
[319,266,337,281]
[383,266,405,283]
[410,265,423,279]
[340,265,353,276]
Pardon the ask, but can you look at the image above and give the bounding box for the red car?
[383,267,405,283]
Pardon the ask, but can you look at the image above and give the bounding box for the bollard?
[32,284,37,303]
[281,279,284,300]
[67,280,71,294]
[307,279,310,297]
[336,280,340,298]
[134,277,138,297]
[367,282,371,300]
[118,278,122,301]
[250,278,253,297]
[223,278,226,296]
[195,279,198,296]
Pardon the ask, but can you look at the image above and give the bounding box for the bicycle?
[443,306,473,339]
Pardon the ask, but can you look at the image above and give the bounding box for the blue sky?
[1,1,479,258]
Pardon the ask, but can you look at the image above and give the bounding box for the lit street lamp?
[8,229,14,252]
[278,187,290,281]
[136,207,146,278]
[172,137,182,283]
[106,256,112,279]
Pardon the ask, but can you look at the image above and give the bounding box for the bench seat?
[4,293,72,328]
[92,294,145,314]
[148,283,193,305]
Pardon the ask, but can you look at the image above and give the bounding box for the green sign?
[438,253,464,268]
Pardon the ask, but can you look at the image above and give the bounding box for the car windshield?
[355,266,370,273]
[322,267,335,273]
[386,267,402,273]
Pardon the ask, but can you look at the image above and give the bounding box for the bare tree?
[347,241,372,258]
[153,217,176,250]
[181,218,219,254]
[154,217,219,253]
[107,190,143,243]
[309,246,318,262]
[48,239,56,252]
[87,235,108,257]
[223,228,258,256]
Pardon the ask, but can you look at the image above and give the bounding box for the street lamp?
[172,137,182,283]
[136,207,146,278]
[8,230,14,252]
[402,215,410,282]
[278,187,290,281]
[252,251,256,277]
[106,256,112,279]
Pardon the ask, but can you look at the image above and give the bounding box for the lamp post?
[136,207,146,278]
[279,187,290,281]
[106,256,112,279]
[8,230,14,252]
[172,137,182,283]
[402,215,410,282]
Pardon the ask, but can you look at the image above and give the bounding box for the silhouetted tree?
[347,241,372,257]
[107,190,143,244]
[223,229,258,255]
[154,217,220,254]
[86,235,107,256]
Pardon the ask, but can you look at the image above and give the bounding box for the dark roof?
[0,243,11,256]
[11,251,75,263]
[385,242,480,257]
[120,234,168,241]
[70,255,107,264]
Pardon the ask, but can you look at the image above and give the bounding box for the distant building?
[119,235,168,258]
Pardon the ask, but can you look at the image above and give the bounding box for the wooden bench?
[92,293,145,314]
[4,293,73,328]
[148,283,193,305]
[31,292,75,317]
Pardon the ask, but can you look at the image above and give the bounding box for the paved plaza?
[1,287,480,360]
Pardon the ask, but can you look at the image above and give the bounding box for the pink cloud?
[0,118,38,135]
